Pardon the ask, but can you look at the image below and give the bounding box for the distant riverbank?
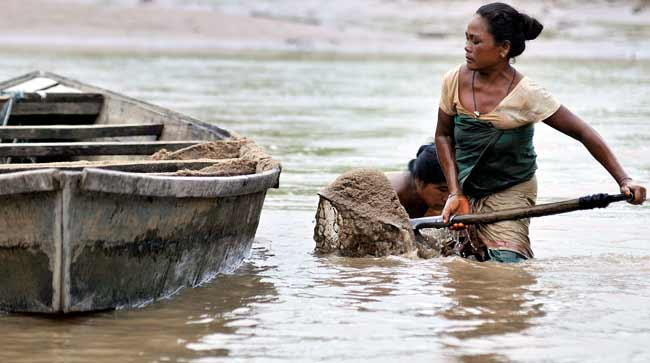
[2,0,650,59]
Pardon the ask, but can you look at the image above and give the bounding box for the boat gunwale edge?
[79,167,281,198]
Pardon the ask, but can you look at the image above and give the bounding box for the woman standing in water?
[435,2,646,263]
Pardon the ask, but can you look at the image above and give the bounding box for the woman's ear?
[499,40,511,58]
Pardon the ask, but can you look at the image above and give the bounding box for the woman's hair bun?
[520,13,543,40]
[476,3,544,57]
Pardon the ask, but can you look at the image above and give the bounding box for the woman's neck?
[476,61,512,83]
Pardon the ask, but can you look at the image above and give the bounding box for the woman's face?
[415,179,449,214]
[464,14,507,70]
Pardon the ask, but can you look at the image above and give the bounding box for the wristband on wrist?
[447,192,466,200]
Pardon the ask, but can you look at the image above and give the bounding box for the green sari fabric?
[454,114,537,199]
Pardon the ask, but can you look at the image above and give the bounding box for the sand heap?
[172,158,258,177]
[150,138,280,176]
[314,168,417,257]
[313,168,471,259]
[151,140,243,161]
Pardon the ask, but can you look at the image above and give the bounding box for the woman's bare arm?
[435,109,459,193]
[436,108,470,222]
[543,106,646,204]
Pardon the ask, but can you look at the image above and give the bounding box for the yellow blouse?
[439,65,561,130]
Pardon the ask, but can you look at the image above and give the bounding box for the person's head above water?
[408,143,445,185]
[408,143,448,211]
[465,2,543,69]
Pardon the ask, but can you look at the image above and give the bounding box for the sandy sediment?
[0,0,409,55]
[314,168,417,257]
[313,168,483,259]
[239,140,281,173]
[150,140,245,161]
[0,139,279,176]
[150,139,279,176]
[2,0,650,59]
[150,138,279,175]
[0,158,219,173]
[173,158,258,177]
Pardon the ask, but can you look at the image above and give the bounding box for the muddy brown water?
[0,48,649,362]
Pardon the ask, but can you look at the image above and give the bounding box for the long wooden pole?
[410,193,630,230]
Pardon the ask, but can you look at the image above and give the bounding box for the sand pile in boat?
[314,168,417,257]
[150,140,244,160]
[151,139,280,176]
[173,159,258,177]
[0,139,279,177]
[239,140,281,173]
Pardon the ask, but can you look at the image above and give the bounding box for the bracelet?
[447,192,467,200]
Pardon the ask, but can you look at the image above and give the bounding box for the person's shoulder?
[441,64,463,83]
[439,64,464,116]
[386,171,411,193]
[517,76,553,96]
[513,75,561,122]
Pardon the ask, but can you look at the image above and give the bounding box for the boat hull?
[0,71,281,313]
[0,168,278,313]
[0,191,60,313]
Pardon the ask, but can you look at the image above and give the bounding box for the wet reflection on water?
[312,256,403,309]
[0,245,278,363]
[441,259,544,339]
[439,259,545,363]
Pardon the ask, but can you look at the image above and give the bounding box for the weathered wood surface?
[63,173,267,312]
[4,93,104,116]
[0,124,163,140]
[39,85,82,94]
[0,169,59,195]
[3,77,58,92]
[0,191,60,313]
[0,71,232,141]
[0,71,282,313]
[0,171,270,313]
[80,168,280,198]
[0,159,216,174]
[0,141,200,157]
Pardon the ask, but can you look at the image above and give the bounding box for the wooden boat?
[0,71,281,313]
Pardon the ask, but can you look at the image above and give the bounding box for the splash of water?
[416,227,487,261]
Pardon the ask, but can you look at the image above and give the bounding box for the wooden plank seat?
[0,159,219,174]
[0,141,200,157]
[0,93,104,116]
[0,124,164,140]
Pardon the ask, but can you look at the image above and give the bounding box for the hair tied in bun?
[476,2,543,58]
[520,13,543,40]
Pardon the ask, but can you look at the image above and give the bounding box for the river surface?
[0,49,649,363]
